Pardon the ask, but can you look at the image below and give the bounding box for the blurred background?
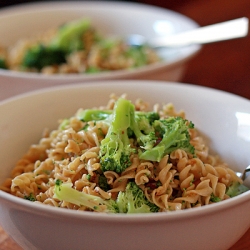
[0,0,249,100]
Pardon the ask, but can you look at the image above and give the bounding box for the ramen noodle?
[0,94,245,213]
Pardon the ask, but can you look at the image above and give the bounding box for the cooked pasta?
[0,19,160,74]
[0,94,246,213]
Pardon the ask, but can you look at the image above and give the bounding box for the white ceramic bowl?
[0,1,200,101]
[0,80,250,250]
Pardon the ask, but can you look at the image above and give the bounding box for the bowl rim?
[0,0,201,81]
[1,79,250,104]
[0,80,250,222]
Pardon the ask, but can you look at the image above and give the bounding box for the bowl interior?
[0,80,250,184]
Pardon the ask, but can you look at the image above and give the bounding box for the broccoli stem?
[79,110,113,121]
[99,98,134,173]
[111,98,132,131]
[54,180,104,211]
[53,180,119,212]
[50,18,92,53]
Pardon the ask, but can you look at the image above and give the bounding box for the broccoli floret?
[139,116,195,162]
[226,181,249,198]
[98,174,110,191]
[144,112,160,125]
[0,58,7,69]
[78,108,159,152]
[99,98,135,173]
[50,18,96,53]
[134,111,159,133]
[78,102,194,168]
[117,181,159,213]
[22,44,66,70]
[129,108,158,151]
[22,19,99,71]
[53,179,118,213]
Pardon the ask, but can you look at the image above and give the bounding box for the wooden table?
[1,0,250,249]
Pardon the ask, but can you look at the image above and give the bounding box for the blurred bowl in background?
[0,80,250,250]
[0,1,201,100]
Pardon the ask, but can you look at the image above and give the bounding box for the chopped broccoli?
[53,179,160,214]
[50,18,95,53]
[129,109,158,150]
[22,44,66,70]
[78,108,159,152]
[21,18,98,71]
[139,116,195,162]
[142,111,160,125]
[210,193,221,202]
[59,118,70,130]
[77,109,159,123]
[79,109,113,122]
[124,46,148,67]
[0,58,7,69]
[85,66,102,73]
[117,181,159,213]
[226,181,249,198]
[99,98,135,173]
[24,193,36,201]
[78,100,194,171]
[98,174,110,191]
[96,40,149,68]
[53,179,118,213]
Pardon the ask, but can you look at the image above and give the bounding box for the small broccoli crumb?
[24,193,36,202]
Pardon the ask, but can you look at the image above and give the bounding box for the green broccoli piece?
[53,179,118,213]
[98,174,110,191]
[134,111,159,133]
[78,101,194,168]
[125,46,148,67]
[0,58,7,69]
[99,98,135,173]
[59,118,70,130]
[210,193,221,202]
[24,193,36,201]
[22,18,98,71]
[22,44,66,70]
[117,181,159,213]
[78,109,159,123]
[129,109,158,150]
[85,66,102,73]
[50,18,94,53]
[139,116,195,162]
[226,181,249,198]
[143,112,160,125]
[78,109,113,122]
[78,108,159,152]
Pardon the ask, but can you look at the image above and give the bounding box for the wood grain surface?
[1,0,250,249]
